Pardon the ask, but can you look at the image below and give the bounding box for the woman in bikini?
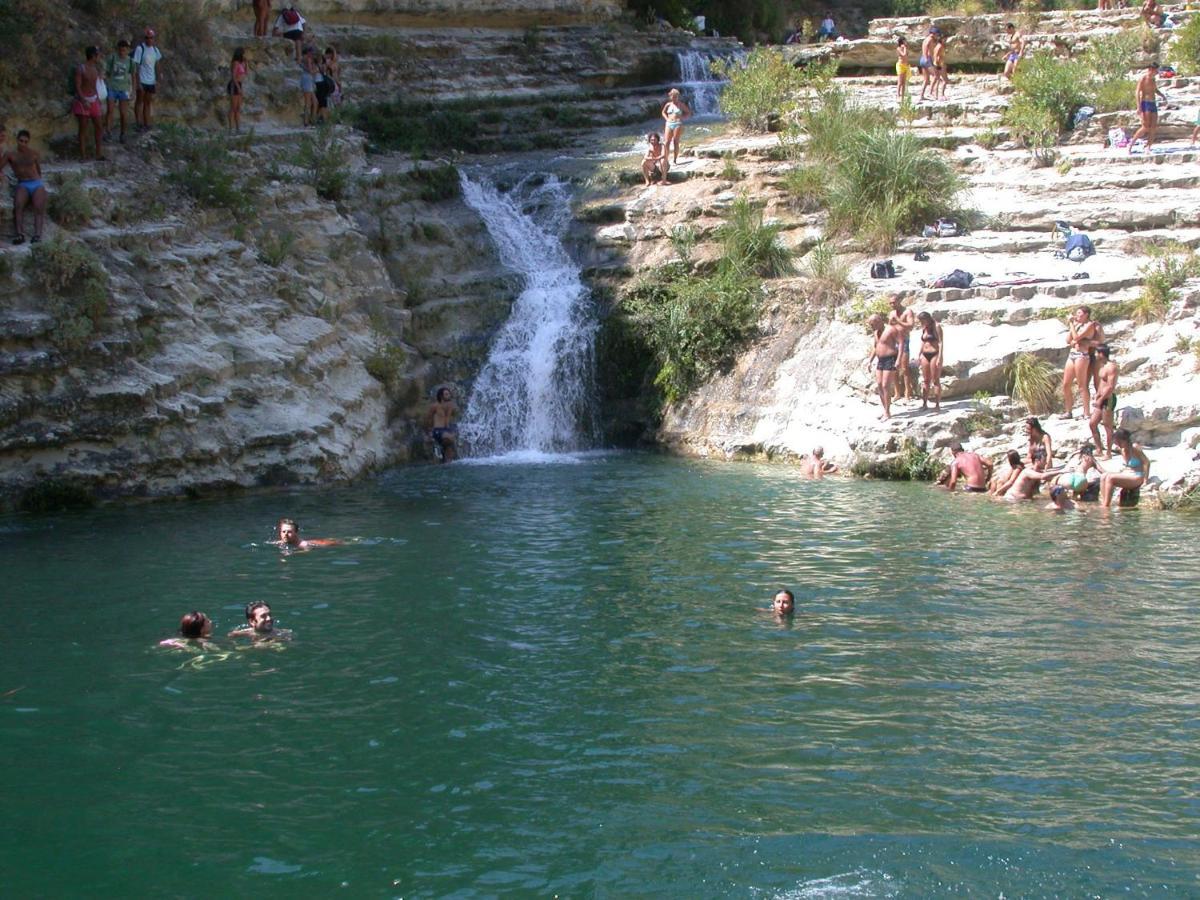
[1026,417,1053,472]
[916,311,943,411]
[661,88,692,165]
[1062,305,1099,418]
[227,47,247,133]
[896,38,911,99]
[1100,428,1150,507]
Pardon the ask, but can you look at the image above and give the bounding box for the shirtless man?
[931,33,948,100]
[428,386,459,463]
[1130,63,1161,154]
[944,442,992,492]
[803,446,837,479]
[919,27,939,102]
[1001,22,1024,81]
[888,294,916,402]
[1142,0,1163,27]
[229,600,290,640]
[867,313,901,421]
[988,450,1024,496]
[3,130,49,244]
[72,47,105,161]
[1089,344,1118,458]
[273,517,339,550]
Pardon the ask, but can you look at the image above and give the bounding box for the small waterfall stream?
[675,48,739,118]
[457,173,596,460]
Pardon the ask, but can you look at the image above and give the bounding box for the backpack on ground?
[870,259,896,279]
[1072,106,1095,130]
[283,7,301,25]
[933,269,972,289]
[1064,233,1095,262]
[935,217,961,237]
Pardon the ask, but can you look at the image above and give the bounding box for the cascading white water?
[457,173,596,459]
[675,49,739,118]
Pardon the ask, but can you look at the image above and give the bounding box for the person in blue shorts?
[1130,62,1160,153]
[3,130,48,244]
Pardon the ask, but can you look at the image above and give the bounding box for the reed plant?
[716,196,793,278]
[801,238,852,307]
[1006,352,1057,414]
[781,164,828,213]
[1175,14,1200,77]
[1133,245,1200,323]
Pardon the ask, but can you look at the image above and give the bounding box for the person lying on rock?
[641,132,669,186]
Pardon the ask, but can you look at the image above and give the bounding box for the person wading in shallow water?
[428,386,459,462]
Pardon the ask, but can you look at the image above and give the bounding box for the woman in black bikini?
[917,311,943,412]
[1026,417,1053,471]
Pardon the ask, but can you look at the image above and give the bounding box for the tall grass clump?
[49,174,94,228]
[1175,14,1200,76]
[1005,52,1087,154]
[1133,245,1199,323]
[714,51,831,132]
[825,126,963,251]
[715,196,793,277]
[796,86,893,164]
[157,125,257,215]
[1006,352,1057,414]
[295,125,351,201]
[801,238,853,307]
[782,164,827,212]
[25,236,110,349]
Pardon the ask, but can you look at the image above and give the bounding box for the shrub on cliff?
[156,125,257,216]
[48,175,94,228]
[1006,352,1057,415]
[796,86,893,164]
[25,236,109,349]
[713,48,814,132]
[1174,14,1200,77]
[295,125,350,202]
[825,126,963,252]
[1005,52,1088,147]
[716,196,793,278]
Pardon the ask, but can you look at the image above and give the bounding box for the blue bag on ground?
[1065,233,1095,262]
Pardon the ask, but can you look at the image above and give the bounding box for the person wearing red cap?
[132,27,164,131]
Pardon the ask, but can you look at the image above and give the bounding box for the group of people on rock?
[238,6,343,131]
[867,294,944,421]
[895,26,950,101]
[943,416,1149,510]
[65,29,164,161]
[642,87,692,186]
[159,517,339,649]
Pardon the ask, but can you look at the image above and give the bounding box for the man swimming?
[229,600,291,641]
[273,517,339,550]
[803,447,836,479]
[944,442,992,492]
[427,386,459,463]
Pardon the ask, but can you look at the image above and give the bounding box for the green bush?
[716,196,793,278]
[1005,52,1088,141]
[49,175,93,228]
[795,84,891,163]
[782,164,828,213]
[825,126,963,251]
[624,265,761,404]
[256,230,296,267]
[1006,352,1057,414]
[26,236,110,349]
[156,125,256,215]
[364,344,407,386]
[1078,30,1140,112]
[713,47,812,132]
[295,125,351,202]
[406,164,461,202]
[850,439,945,481]
[1134,246,1199,323]
[1175,14,1200,76]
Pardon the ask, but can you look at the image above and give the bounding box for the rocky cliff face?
[578,10,1200,500]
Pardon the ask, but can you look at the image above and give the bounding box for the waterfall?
[675,48,738,118]
[457,173,596,459]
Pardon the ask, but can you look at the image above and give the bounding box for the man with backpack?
[274,6,307,62]
[132,28,164,132]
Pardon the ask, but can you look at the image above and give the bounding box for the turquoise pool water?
[2,454,1198,896]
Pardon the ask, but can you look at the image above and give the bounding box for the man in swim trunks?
[1130,62,1160,154]
[944,442,992,492]
[867,313,900,421]
[1001,23,1024,81]
[1089,343,1118,458]
[3,130,49,245]
[888,293,916,403]
[428,386,459,463]
[72,47,105,161]
[919,27,939,102]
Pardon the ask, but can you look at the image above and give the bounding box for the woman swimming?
[916,311,943,411]
[159,611,215,649]
[661,88,692,165]
[1100,428,1149,508]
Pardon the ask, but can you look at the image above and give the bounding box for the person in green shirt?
[105,39,136,143]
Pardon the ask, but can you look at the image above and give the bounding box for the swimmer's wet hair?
[180,611,209,638]
[776,589,795,602]
[245,600,271,620]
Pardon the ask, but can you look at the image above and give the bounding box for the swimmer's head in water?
[813,446,824,459]
[1050,485,1066,502]
[179,611,212,638]
[245,601,273,633]
[276,517,300,545]
[773,590,795,616]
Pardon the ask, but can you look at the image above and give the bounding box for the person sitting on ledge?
[1100,428,1149,508]
[944,442,992,492]
[641,132,669,186]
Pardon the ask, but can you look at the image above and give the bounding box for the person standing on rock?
[1089,344,1119,458]
[661,88,691,166]
[72,47,105,161]
[3,129,49,245]
[133,28,164,132]
[273,6,307,63]
[227,47,247,133]
[918,28,939,102]
[1062,305,1099,418]
[867,313,900,421]
[1130,62,1160,154]
[1001,22,1024,81]
[299,47,318,127]
[253,0,272,38]
[104,39,135,145]
[888,294,916,404]
[916,311,943,412]
[932,32,949,100]
[896,38,912,99]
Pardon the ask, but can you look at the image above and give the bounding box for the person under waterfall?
[428,386,459,463]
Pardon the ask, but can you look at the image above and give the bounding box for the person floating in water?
[273,517,339,550]
[768,589,795,618]
[229,600,291,641]
[159,611,215,649]
[427,386,459,463]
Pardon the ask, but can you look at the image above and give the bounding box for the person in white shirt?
[273,5,307,62]
[132,27,164,131]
